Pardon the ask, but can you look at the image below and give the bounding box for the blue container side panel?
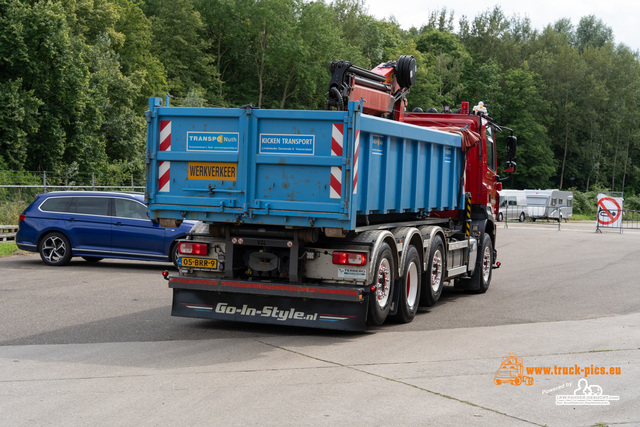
[354,115,463,216]
[145,99,463,230]
[145,101,353,228]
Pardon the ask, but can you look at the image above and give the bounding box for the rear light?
[178,242,208,256]
[461,101,469,115]
[19,214,26,222]
[332,251,367,266]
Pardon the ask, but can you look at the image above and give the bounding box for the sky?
[363,0,640,53]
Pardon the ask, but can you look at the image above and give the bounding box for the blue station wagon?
[16,191,194,267]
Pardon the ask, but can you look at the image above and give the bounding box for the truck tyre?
[367,242,395,326]
[421,235,444,307]
[396,55,416,89]
[464,234,493,294]
[392,245,421,323]
[171,242,181,269]
[497,212,503,222]
[519,212,525,222]
[39,232,72,266]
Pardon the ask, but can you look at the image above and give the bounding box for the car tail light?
[179,242,208,256]
[332,251,367,266]
[19,214,26,222]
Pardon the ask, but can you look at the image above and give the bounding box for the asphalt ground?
[1,221,639,426]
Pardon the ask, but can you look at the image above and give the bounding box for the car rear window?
[40,197,73,213]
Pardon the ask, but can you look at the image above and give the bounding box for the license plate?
[180,257,218,269]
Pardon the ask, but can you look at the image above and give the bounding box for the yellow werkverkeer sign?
[188,162,237,181]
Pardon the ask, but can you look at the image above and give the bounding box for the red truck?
[148,56,517,331]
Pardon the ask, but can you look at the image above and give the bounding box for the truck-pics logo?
[494,353,534,386]
[495,353,622,406]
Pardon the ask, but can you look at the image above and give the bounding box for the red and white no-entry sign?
[597,194,623,227]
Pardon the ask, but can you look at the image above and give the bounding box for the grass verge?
[0,242,20,257]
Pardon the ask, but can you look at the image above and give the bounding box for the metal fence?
[0,170,145,192]
[498,203,640,232]
[596,209,640,233]
[0,171,145,205]
[499,204,564,230]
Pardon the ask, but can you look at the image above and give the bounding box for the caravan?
[498,190,527,222]
[525,190,573,222]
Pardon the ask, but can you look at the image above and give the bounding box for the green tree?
[113,0,168,110]
[575,15,613,51]
[416,28,471,109]
[196,0,243,103]
[460,58,502,115]
[497,64,555,188]
[149,0,221,105]
[0,79,41,170]
[530,34,587,189]
[0,0,104,173]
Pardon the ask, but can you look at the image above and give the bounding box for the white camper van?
[498,190,527,222]
[525,189,573,221]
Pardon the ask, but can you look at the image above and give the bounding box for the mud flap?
[172,288,370,331]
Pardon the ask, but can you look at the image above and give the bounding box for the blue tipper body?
[145,98,463,229]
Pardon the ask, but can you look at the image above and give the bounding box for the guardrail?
[0,225,18,242]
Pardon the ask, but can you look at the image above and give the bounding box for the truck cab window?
[486,126,496,171]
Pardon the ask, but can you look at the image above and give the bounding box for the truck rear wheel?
[421,235,444,307]
[367,242,395,326]
[392,245,421,323]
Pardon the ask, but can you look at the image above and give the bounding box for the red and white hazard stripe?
[330,124,360,199]
[352,130,360,195]
[158,120,171,192]
[330,124,343,199]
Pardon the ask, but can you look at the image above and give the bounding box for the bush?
[569,186,639,218]
[625,195,640,211]
[0,198,30,224]
[571,189,594,217]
